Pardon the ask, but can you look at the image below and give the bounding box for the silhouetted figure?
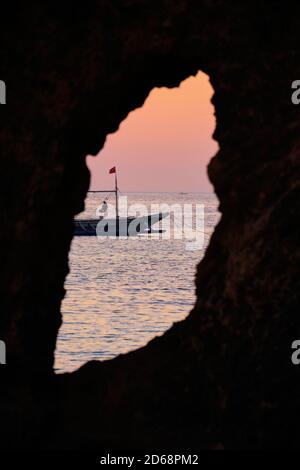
[100,200,108,214]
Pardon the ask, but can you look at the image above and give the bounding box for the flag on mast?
[109,166,118,218]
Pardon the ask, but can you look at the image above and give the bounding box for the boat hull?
[74,212,168,236]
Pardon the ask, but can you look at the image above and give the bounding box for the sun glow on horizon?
[87,71,218,193]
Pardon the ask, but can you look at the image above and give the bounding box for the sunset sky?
[87,71,218,193]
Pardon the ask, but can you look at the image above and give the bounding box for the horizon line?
[88,190,215,194]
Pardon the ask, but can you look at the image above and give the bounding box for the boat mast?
[115,168,119,219]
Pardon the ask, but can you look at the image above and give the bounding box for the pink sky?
[87,71,218,193]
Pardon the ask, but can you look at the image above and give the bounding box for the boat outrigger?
[74,167,169,236]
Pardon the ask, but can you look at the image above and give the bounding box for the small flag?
[109,167,116,174]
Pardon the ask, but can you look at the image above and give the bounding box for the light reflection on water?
[55,193,220,372]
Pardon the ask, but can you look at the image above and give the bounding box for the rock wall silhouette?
[0,1,299,449]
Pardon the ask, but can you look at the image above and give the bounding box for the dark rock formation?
[0,1,299,449]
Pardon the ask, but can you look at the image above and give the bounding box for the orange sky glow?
[87,71,218,193]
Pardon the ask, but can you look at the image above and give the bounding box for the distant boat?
[74,167,169,236]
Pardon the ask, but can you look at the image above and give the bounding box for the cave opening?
[55,71,220,372]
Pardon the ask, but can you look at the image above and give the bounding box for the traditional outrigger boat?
[74,167,169,236]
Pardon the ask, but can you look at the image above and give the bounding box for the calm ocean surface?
[55,192,220,372]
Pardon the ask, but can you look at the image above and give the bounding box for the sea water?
[55,192,220,372]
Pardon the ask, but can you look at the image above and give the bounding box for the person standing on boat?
[99,200,108,216]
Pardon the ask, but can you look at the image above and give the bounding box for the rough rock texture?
[0,1,299,449]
